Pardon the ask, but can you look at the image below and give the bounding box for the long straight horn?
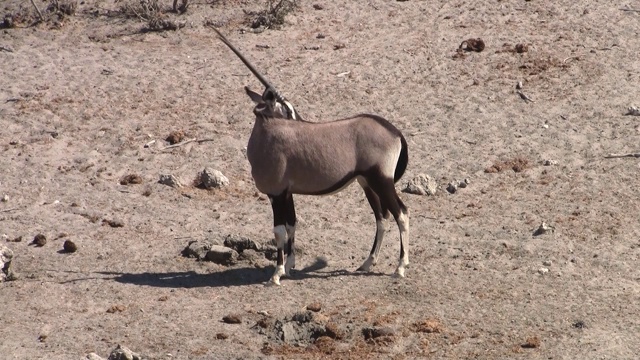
[211,27,285,102]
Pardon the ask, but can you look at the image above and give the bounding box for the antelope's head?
[213,27,301,121]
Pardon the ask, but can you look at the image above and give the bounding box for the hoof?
[266,276,282,286]
[393,268,406,278]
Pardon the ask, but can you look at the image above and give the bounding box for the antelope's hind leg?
[367,176,410,278]
[284,193,296,276]
[357,178,386,272]
[268,192,289,286]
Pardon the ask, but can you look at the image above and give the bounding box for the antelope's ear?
[245,86,263,103]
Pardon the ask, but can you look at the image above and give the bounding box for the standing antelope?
[213,28,410,285]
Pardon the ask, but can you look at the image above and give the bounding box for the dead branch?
[620,8,640,12]
[0,207,19,213]
[160,138,197,150]
[29,0,44,22]
[604,153,640,159]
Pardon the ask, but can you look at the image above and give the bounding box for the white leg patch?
[394,211,410,278]
[269,225,288,285]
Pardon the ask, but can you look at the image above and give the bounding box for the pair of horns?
[212,27,286,104]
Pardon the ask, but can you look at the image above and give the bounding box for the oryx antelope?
[213,28,410,285]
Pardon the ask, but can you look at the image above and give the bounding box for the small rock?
[107,344,142,360]
[324,322,344,340]
[516,81,523,90]
[86,353,106,360]
[216,333,229,339]
[106,305,126,313]
[198,168,229,189]
[119,174,143,185]
[446,182,457,194]
[542,159,558,166]
[222,314,242,324]
[542,260,552,266]
[166,130,185,144]
[458,178,470,188]
[572,320,586,329]
[63,240,78,253]
[625,106,640,116]
[32,234,47,247]
[515,43,529,53]
[8,235,22,242]
[306,302,322,312]
[223,234,260,252]
[102,219,124,228]
[402,174,437,196]
[1,245,15,282]
[312,4,323,10]
[521,336,541,349]
[182,240,212,260]
[538,267,549,275]
[533,222,554,236]
[1,194,8,202]
[158,174,183,188]
[413,319,443,333]
[362,326,395,340]
[205,245,239,265]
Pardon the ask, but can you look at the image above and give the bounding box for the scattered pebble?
[362,326,395,340]
[1,194,8,202]
[625,106,640,116]
[542,159,558,166]
[521,336,541,348]
[538,267,549,275]
[107,344,142,360]
[166,130,185,144]
[106,305,126,313]
[313,4,323,10]
[102,219,124,228]
[516,81,523,90]
[1,245,15,282]
[533,222,554,236]
[542,260,552,266]
[216,333,229,339]
[515,43,529,53]
[572,320,586,329]
[63,240,78,253]
[120,174,143,185]
[459,38,485,52]
[222,314,242,324]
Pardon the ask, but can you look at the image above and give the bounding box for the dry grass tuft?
[485,156,531,173]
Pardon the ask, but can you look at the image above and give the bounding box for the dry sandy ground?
[1,0,640,359]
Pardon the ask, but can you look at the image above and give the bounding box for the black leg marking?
[285,193,296,257]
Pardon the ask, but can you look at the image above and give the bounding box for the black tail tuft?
[394,135,408,183]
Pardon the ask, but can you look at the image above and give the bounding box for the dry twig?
[29,0,44,22]
[159,138,217,151]
[604,153,640,159]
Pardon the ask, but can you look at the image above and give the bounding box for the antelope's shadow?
[96,257,384,288]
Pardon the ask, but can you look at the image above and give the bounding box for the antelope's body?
[214,28,410,285]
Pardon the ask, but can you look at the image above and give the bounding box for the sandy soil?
[1,0,639,359]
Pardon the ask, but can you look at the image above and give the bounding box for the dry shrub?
[47,0,77,17]
[521,336,541,348]
[412,319,444,333]
[485,156,531,173]
[246,0,298,29]
[119,0,162,20]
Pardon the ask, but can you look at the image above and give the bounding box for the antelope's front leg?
[270,225,287,285]
[268,192,288,286]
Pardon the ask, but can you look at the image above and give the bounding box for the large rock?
[205,245,239,265]
[223,234,260,252]
[402,174,437,196]
[1,245,14,282]
[198,168,229,189]
[182,240,212,260]
[107,345,141,360]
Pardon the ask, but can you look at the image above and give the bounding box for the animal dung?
[120,174,143,185]
[63,240,77,253]
[459,38,485,52]
[32,234,47,247]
